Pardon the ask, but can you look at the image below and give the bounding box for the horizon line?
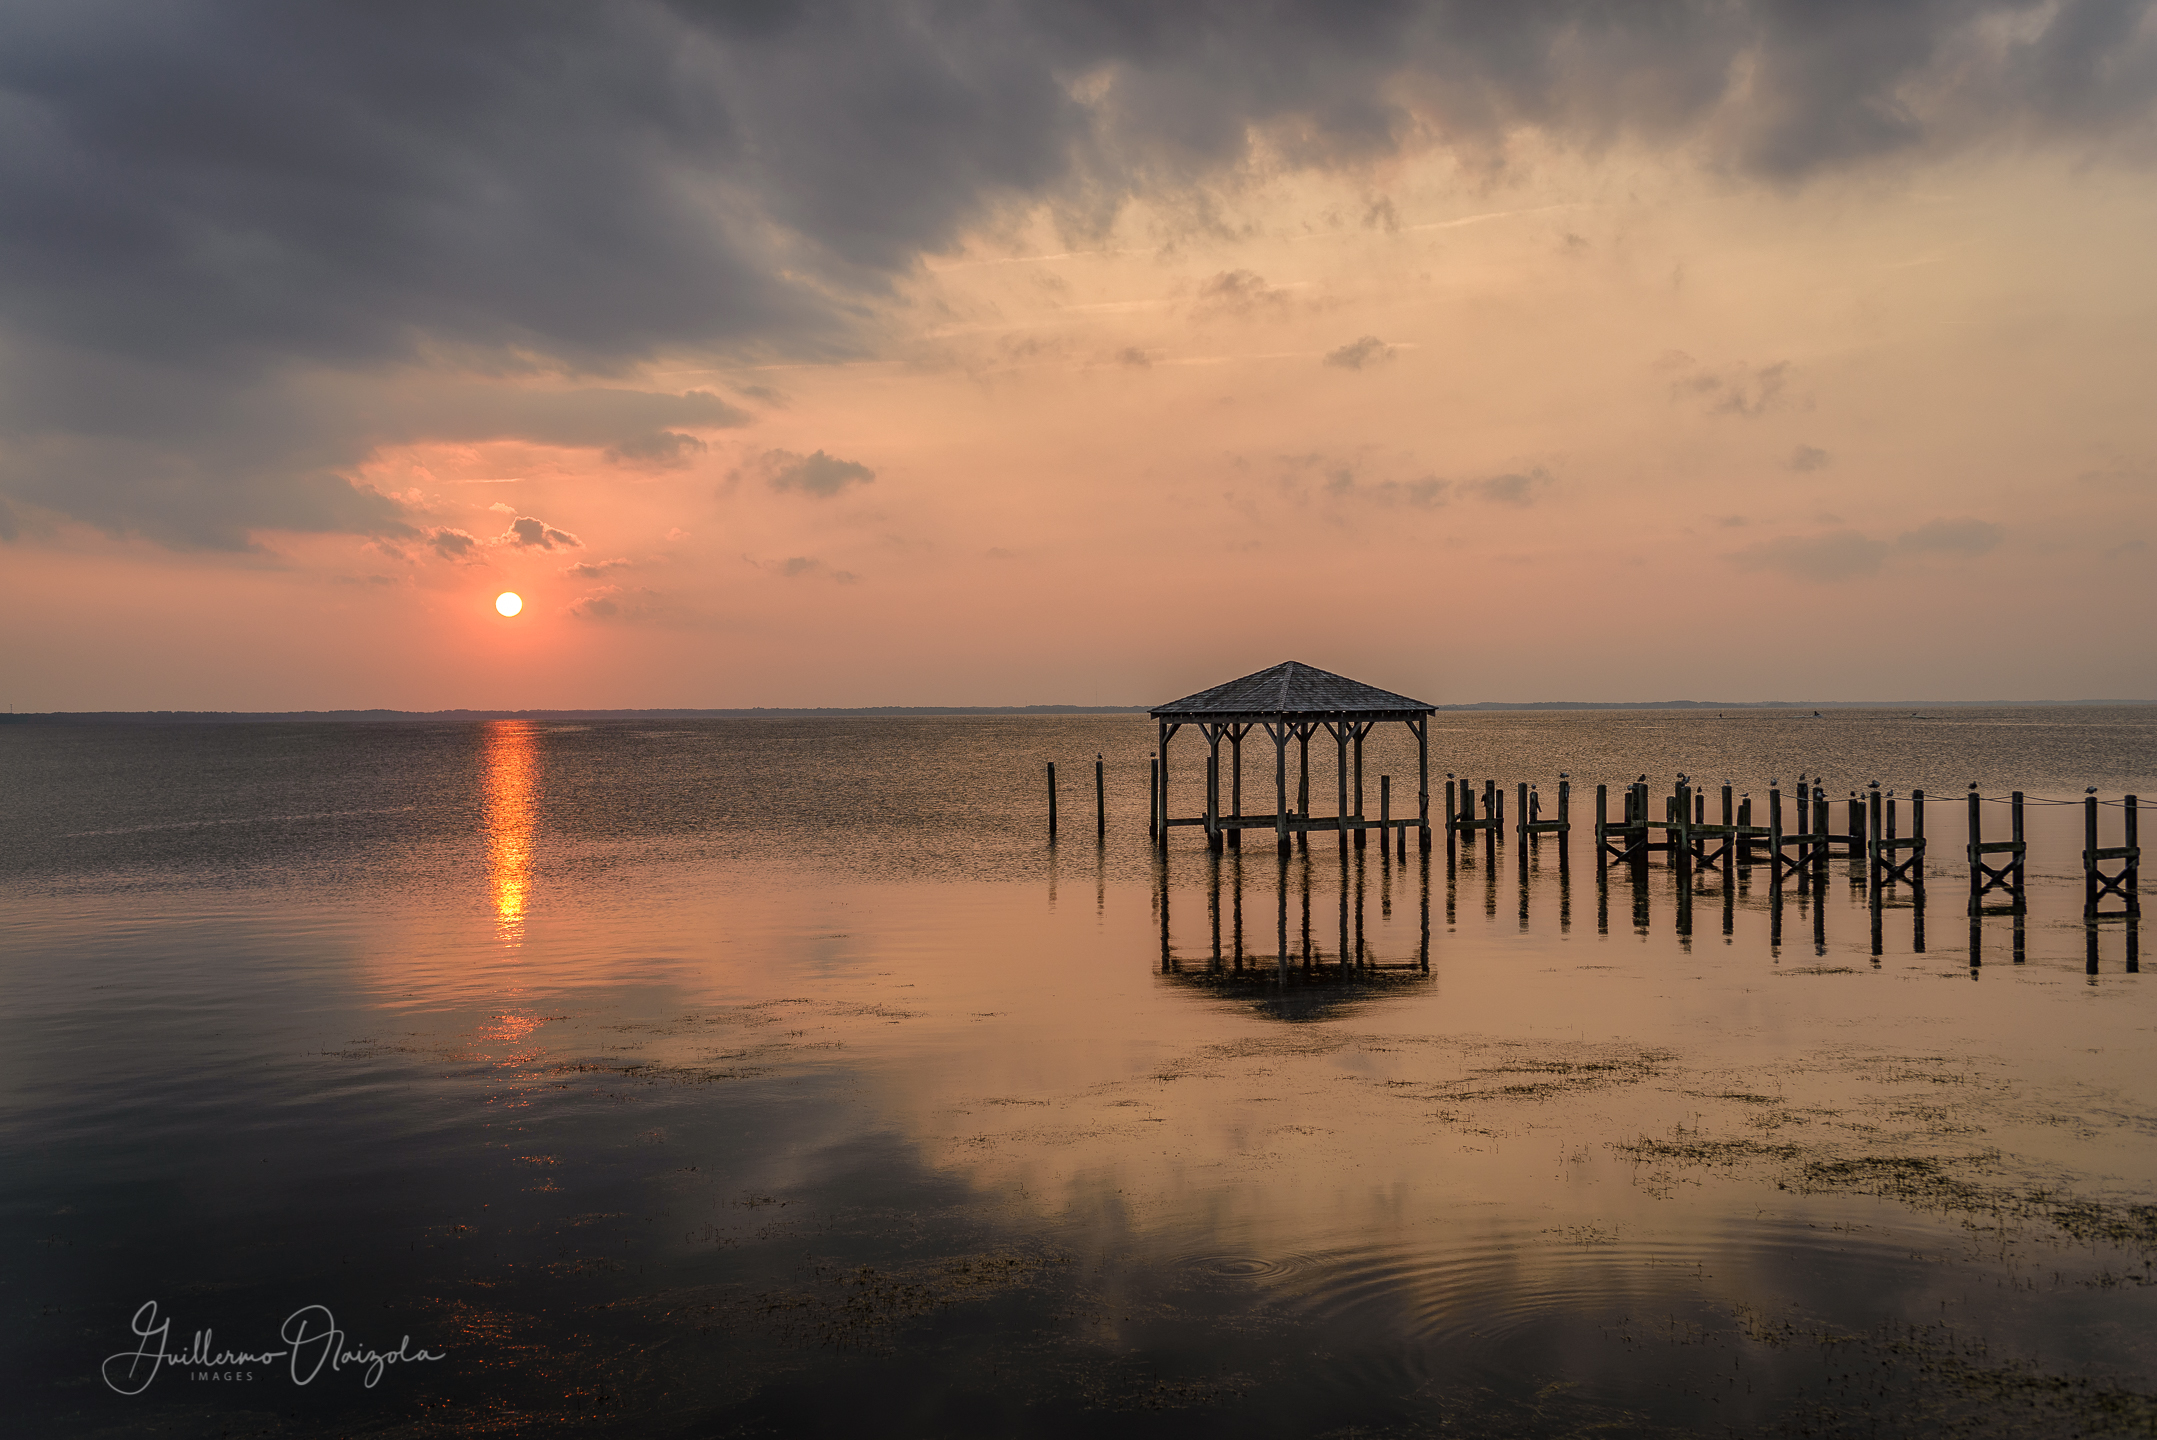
[5,697,2153,724]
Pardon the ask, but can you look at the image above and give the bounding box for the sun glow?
[495,591,523,617]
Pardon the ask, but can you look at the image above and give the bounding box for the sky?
[4,0,2156,711]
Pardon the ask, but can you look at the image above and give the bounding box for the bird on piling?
[1637,774,1647,783]
[2086,786,2099,794]
[1868,780,1880,789]
[1968,782,1977,790]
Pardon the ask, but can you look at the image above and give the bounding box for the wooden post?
[1595,783,1609,867]
[1912,789,1925,878]
[1353,726,1366,851]
[1205,730,1222,854]
[1273,722,1290,857]
[1849,795,1863,857]
[1516,782,1528,843]
[1416,716,1431,853]
[1149,755,1160,839]
[2085,794,2098,919]
[2130,795,2142,914]
[1159,722,1173,851]
[1296,725,1311,853]
[2012,791,2025,895]
[1446,778,1458,838]
[1047,761,1058,838]
[1095,754,1105,838]
[1769,787,1783,877]
[1867,789,1883,899]
[1229,727,1244,852]
[1335,722,1350,852]
[1966,789,1981,914]
[1381,775,1391,856]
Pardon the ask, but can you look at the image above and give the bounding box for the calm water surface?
[4,709,2154,1437]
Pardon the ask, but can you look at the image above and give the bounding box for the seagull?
[2086,786,2099,794]
[1769,778,1779,787]
[1637,774,1647,783]
[1559,771,1569,780]
[1968,782,1977,790]
[1867,780,1880,789]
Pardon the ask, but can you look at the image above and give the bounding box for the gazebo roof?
[1150,660,1435,720]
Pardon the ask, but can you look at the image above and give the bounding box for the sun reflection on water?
[483,720,537,945]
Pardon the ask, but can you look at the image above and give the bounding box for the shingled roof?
[1151,661,1435,719]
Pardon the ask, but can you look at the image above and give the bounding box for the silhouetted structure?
[1149,661,1434,857]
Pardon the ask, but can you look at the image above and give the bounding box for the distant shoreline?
[3,698,2151,724]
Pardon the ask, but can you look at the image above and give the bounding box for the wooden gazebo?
[1150,661,1436,856]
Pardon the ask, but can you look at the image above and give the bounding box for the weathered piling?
[1518,780,1571,845]
[1047,761,1058,839]
[1866,788,1882,907]
[1148,755,1160,840]
[1967,790,2026,916]
[2084,794,2142,920]
[1228,731,1243,852]
[1095,754,1105,838]
[1768,787,1783,876]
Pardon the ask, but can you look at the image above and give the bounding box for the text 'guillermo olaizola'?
[101,1302,446,1394]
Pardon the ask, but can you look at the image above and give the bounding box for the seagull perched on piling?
[1968,782,1977,790]
[1867,780,1880,789]
[2087,786,2099,794]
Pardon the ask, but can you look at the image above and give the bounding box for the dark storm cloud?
[4,0,2155,544]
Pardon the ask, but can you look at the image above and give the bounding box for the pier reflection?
[1155,840,1431,1020]
[482,720,537,946]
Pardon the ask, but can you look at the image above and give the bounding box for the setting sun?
[495,592,522,617]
